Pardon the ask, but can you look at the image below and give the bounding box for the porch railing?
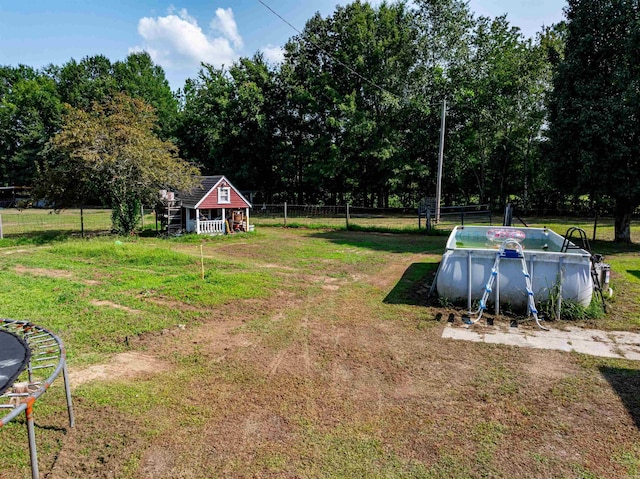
[198,220,225,234]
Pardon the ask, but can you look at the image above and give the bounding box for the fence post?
[418,208,421,230]
[80,208,84,238]
[0,214,3,239]
[284,202,287,227]
[346,204,350,230]
[141,204,144,229]
[461,211,464,225]
[426,209,431,232]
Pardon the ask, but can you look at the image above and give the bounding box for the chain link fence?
[251,203,495,231]
[252,203,428,230]
[0,208,158,238]
[0,203,496,238]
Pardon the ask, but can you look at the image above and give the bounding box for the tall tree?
[49,53,178,139]
[548,0,640,242]
[113,52,180,140]
[178,64,234,173]
[0,66,63,186]
[49,55,116,111]
[451,16,549,207]
[39,93,199,234]
[279,1,418,206]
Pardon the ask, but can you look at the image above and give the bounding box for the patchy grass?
[0,236,277,358]
[1,225,640,478]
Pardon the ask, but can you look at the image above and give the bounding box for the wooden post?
[346,203,350,230]
[80,208,84,238]
[166,203,171,235]
[140,204,144,229]
[222,208,226,233]
[200,244,205,280]
[284,202,287,227]
[0,214,3,239]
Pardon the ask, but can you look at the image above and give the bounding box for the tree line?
[0,0,638,240]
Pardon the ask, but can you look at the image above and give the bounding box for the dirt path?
[34,233,640,479]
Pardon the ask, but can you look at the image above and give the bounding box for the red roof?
[179,176,252,209]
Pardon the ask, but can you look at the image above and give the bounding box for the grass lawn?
[1,223,640,478]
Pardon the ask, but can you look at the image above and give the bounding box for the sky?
[0,0,567,91]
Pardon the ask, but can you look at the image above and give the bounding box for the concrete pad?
[608,331,640,345]
[485,333,529,348]
[442,323,640,360]
[623,349,640,361]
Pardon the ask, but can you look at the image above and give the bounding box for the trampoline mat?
[0,329,31,395]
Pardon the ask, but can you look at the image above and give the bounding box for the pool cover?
[0,329,31,395]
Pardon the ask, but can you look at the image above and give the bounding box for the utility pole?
[435,99,447,223]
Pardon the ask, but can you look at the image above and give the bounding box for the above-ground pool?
[435,226,593,311]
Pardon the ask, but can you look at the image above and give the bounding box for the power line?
[256,0,402,100]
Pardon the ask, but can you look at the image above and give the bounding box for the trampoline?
[0,329,31,395]
[0,319,74,479]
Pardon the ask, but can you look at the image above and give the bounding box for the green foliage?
[113,52,180,140]
[0,67,63,186]
[547,0,640,242]
[540,273,606,321]
[275,2,421,206]
[50,53,178,138]
[0,53,178,190]
[40,93,200,234]
[178,54,278,196]
[0,1,587,219]
[111,195,142,235]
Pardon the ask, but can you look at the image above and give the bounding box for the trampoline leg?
[26,400,40,479]
[62,362,75,428]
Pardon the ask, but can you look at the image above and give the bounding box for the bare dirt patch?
[15,264,73,279]
[256,262,296,271]
[89,299,141,314]
[144,296,202,312]
[322,277,344,291]
[521,347,582,379]
[14,264,100,286]
[3,248,30,255]
[69,351,169,387]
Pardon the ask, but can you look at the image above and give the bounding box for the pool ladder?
[471,239,548,330]
[561,226,607,312]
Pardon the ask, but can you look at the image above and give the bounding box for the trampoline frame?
[0,318,74,479]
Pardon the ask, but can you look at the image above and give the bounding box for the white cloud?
[132,7,243,73]
[210,8,243,49]
[261,44,285,64]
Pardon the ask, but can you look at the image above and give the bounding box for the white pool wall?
[436,226,593,309]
